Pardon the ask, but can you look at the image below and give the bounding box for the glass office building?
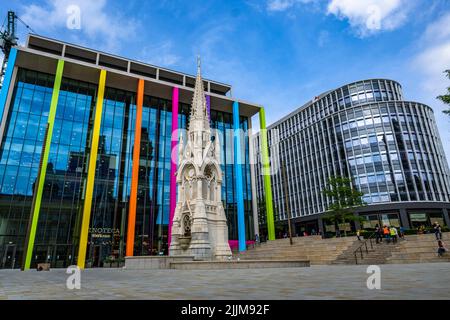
[254,79,450,236]
[0,35,261,269]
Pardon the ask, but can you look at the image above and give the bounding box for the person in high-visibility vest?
[383,226,390,243]
[390,226,398,244]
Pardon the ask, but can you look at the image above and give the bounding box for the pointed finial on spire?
[189,56,210,132]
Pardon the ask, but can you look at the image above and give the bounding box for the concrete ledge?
[124,256,195,270]
[169,260,310,270]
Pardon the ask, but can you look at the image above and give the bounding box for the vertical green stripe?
[23,59,65,270]
[259,107,275,240]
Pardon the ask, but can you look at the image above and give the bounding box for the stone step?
[387,257,450,264]
[169,260,310,270]
[248,245,348,249]
[401,234,450,240]
[239,233,450,266]
[389,252,449,259]
[255,244,353,251]
[259,238,356,247]
[400,248,447,254]
[252,249,351,254]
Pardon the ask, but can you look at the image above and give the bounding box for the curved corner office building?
[254,79,450,236]
[0,34,264,269]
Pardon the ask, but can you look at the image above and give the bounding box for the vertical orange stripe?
[126,79,144,257]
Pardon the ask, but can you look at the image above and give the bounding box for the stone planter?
[179,236,191,250]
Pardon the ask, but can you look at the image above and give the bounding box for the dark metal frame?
[353,232,375,264]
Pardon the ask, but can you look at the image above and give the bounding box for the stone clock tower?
[169,58,232,260]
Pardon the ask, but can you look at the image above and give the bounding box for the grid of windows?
[0,69,55,267]
[131,95,177,256]
[33,77,98,267]
[210,111,254,241]
[254,79,450,223]
[0,68,254,268]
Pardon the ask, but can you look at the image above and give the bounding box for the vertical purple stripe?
[168,87,179,251]
[206,94,211,120]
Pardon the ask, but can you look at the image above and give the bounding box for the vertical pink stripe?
[168,87,179,250]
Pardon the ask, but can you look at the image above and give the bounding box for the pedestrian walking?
[383,225,390,243]
[434,222,442,240]
[390,226,398,244]
[399,226,405,239]
[378,224,383,243]
[356,229,361,241]
[437,240,447,257]
[375,224,380,243]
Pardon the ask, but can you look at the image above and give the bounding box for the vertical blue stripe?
[0,48,17,126]
[233,101,246,252]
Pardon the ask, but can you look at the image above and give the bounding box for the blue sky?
[1,0,450,162]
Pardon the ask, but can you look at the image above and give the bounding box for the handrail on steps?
[353,232,376,264]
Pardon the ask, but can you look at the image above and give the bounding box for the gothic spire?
[189,56,210,131]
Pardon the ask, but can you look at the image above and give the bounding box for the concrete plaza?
[0,263,449,300]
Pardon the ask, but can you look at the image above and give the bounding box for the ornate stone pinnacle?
[189,56,210,131]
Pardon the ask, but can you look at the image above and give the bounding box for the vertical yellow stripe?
[23,59,65,270]
[77,69,107,269]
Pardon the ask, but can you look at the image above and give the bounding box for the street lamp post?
[281,160,293,245]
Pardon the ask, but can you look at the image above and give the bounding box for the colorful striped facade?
[0,35,275,269]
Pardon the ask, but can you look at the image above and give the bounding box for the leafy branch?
[437,70,450,115]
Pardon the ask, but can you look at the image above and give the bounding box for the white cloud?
[414,44,450,93]
[21,0,137,52]
[413,13,450,96]
[267,0,317,12]
[266,0,412,37]
[422,13,450,46]
[410,12,450,162]
[327,0,410,37]
[139,41,181,68]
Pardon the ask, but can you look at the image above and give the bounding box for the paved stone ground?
[0,263,449,300]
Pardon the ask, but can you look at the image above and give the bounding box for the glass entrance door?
[1,244,17,269]
[33,245,54,267]
[53,245,73,268]
[90,245,102,268]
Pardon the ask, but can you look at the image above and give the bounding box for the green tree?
[437,70,450,115]
[322,176,366,237]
